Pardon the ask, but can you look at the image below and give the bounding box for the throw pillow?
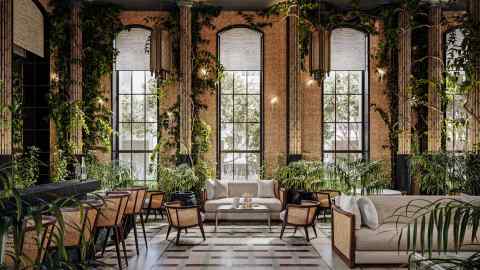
[257,180,275,198]
[338,195,362,230]
[214,181,228,199]
[206,180,216,200]
[357,197,379,229]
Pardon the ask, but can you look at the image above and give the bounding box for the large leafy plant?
[331,159,389,195]
[274,160,327,191]
[86,158,135,190]
[12,146,42,190]
[157,164,207,200]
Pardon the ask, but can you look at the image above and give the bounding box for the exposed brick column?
[287,5,302,162]
[0,0,12,158]
[398,8,412,155]
[178,1,192,163]
[466,0,480,150]
[70,0,83,155]
[427,5,443,152]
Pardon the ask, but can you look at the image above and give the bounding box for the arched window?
[323,28,368,164]
[218,27,263,180]
[113,27,157,184]
[445,28,467,152]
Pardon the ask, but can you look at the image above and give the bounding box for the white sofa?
[332,195,480,267]
[202,180,285,220]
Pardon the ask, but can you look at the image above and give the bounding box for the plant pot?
[286,190,314,204]
[171,192,197,206]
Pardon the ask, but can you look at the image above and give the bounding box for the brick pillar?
[178,1,192,164]
[398,8,412,155]
[427,5,443,152]
[466,0,480,150]
[70,0,83,155]
[0,0,13,160]
[287,5,302,163]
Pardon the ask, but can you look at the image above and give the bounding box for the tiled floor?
[96,218,408,270]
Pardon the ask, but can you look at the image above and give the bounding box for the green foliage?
[51,150,69,183]
[392,198,480,265]
[157,164,207,200]
[12,146,42,190]
[81,2,123,152]
[331,159,390,195]
[274,160,327,191]
[86,158,135,190]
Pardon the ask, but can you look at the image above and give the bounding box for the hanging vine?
[81,2,123,155]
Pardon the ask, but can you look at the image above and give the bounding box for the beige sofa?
[202,180,285,220]
[332,195,480,267]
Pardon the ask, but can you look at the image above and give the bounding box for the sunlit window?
[323,28,368,164]
[218,28,262,180]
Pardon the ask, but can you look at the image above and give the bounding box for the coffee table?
[214,204,272,232]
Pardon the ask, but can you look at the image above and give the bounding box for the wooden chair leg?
[303,226,310,242]
[185,228,188,233]
[199,224,206,241]
[140,213,148,249]
[131,214,140,255]
[165,225,172,240]
[293,226,297,235]
[280,223,286,239]
[311,224,318,238]
[101,227,111,257]
[176,228,181,245]
[113,226,123,270]
[145,208,151,223]
[118,226,129,267]
[160,209,164,219]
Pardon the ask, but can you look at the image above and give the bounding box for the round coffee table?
[214,204,272,232]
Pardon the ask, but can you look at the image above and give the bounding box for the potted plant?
[157,164,207,205]
[275,160,326,203]
[86,158,135,191]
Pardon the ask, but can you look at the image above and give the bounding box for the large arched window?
[445,28,467,152]
[113,27,157,184]
[323,28,368,164]
[218,27,263,180]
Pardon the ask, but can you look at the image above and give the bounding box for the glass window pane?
[247,71,260,93]
[335,123,349,151]
[247,123,260,150]
[324,95,335,122]
[146,72,156,94]
[221,95,233,122]
[119,71,131,94]
[336,95,349,122]
[335,72,349,94]
[146,123,157,150]
[221,153,234,179]
[119,123,131,150]
[455,125,467,151]
[132,95,145,122]
[247,153,260,180]
[220,123,233,151]
[233,153,247,180]
[119,95,131,122]
[234,72,247,93]
[119,153,131,167]
[131,123,146,150]
[221,71,234,93]
[146,155,156,181]
[234,123,247,150]
[247,95,260,122]
[132,153,146,180]
[324,123,335,151]
[234,95,248,122]
[349,72,362,94]
[146,95,157,122]
[349,123,362,151]
[132,71,146,94]
[323,153,335,165]
[349,95,362,122]
[324,72,335,94]
[446,122,454,151]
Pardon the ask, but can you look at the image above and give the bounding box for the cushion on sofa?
[257,180,275,198]
[227,182,258,197]
[214,181,228,199]
[206,180,216,200]
[357,197,379,229]
[337,195,362,229]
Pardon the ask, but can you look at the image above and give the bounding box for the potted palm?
[157,164,208,205]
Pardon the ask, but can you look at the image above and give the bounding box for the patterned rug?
[97,220,332,270]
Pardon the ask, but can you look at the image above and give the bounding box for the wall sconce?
[270,96,278,106]
[306,79,315,87]
[377,67,386,81]
[199,67,208,78]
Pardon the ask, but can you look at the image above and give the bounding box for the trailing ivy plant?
[81,2,123,154]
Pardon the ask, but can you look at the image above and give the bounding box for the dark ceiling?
[94,0,466,11]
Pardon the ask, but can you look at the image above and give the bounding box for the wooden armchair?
[279,201,320,241]
[314,189,341,220]
[143,191,165,222]
[165,202,205,245]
